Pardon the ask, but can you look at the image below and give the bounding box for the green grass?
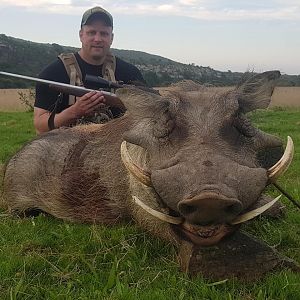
[0,112,35,163]
[0,109,300,299]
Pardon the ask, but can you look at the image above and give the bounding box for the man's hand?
[34,90,125,134]
[70,91,106,118]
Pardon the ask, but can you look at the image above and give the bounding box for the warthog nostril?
[179,203,197,215]
[178,193,242,223]
[225,202,242,215]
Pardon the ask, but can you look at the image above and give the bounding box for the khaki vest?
[58,52,116,105]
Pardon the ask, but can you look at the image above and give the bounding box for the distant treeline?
[0,34,299,88]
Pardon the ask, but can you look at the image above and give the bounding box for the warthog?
[1,71,293,250]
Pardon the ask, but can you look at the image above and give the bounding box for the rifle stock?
[0,71,125,110]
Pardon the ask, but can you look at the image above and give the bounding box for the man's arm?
[34,91,106,134]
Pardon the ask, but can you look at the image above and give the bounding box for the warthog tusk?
[267,136,294,181]
[231,195,281,225]
[132,195,184,225]
[120,141,152,187]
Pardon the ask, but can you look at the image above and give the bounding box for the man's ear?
[79,29,83,42]
[111,32,114,45]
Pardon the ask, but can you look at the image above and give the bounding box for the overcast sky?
[0,0,299,74]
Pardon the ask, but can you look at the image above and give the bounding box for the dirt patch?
[0,87,300,112]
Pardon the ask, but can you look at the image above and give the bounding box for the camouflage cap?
[81,6,113,28]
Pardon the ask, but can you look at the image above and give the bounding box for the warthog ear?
[236,71,280,113]
[116,87,176,146]
[116,86,166,113]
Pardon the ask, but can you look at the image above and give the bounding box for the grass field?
[0,109,299,299]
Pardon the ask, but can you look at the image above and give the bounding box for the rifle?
[0,71,125,110]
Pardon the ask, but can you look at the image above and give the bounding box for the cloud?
[0,0,70,6]
[179,0,201,5]
[1,0,300,21]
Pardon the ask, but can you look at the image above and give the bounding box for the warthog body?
[2,71,285,246]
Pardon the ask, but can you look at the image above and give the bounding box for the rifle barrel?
[0,71,116,98]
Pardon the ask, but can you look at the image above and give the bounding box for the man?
[34,6,146,134]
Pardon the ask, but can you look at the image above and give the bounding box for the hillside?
[0,34,299,88]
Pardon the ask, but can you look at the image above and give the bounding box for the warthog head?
[117,71,293,246]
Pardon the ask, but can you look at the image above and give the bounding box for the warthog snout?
[178,192,243,224]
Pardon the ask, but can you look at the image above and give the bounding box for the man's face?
[79,20,113,63]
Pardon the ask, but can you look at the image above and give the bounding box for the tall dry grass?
[0,89,34,111]
[0,87,300,112]
[158,86,300,108]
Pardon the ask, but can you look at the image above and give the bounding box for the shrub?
[18,89,35,112]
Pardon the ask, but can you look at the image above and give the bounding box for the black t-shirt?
[35,52,146,115]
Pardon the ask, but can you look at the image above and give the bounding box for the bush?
[18,89,35,112]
